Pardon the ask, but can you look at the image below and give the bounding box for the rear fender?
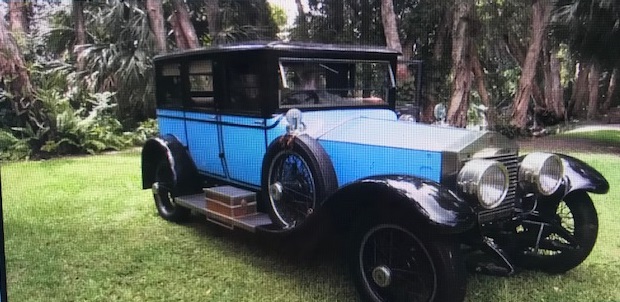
[141,135,201,193]
[321,175,476,234]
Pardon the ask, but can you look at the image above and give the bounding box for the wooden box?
[204,186,256,206]
[207,199,257,218]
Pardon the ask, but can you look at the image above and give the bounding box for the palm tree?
[553,0,620,119]
[76,0,158,123]
[553,0,620,67]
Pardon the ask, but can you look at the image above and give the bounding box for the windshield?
[279,58,395,108]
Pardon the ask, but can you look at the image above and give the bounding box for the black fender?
[141,135,201,194]
[319,175,476,235]
[557,154,609,196]
[255,174,475,251]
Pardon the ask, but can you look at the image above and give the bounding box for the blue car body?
[158,107,450,188]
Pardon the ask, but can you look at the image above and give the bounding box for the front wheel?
[349,220,466,302]
[516,191,598,273]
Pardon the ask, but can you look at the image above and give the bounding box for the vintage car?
[141,42,609,302]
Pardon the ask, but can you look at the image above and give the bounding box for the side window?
[157,63,182,107]
[223,62,261,113]
[188,60,215,109]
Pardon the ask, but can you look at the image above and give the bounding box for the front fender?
[322,175,476,234]
[141,135,201,193]
[557,154,609,196]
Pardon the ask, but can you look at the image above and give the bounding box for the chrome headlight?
[519,152,563,196]
[457,159,509,209]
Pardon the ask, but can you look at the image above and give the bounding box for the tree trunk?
[170,0,199,49]
[447,0,474,127]
[602,68,618,110]
[73,0,87,71]
[570,62,590,118]
[360,0,372,44]
[73,1,86,46]
[0,17,43,145]
[0,18,33,104]
[204,0,220,40]
[294,0,308,40]
[380,0,407,79]
[334,0,344,35]
[8,1,28,35]
[543,43,565,122]
[510,0,551,128]
[146,0,167,53]
[504,33,545,110]
[587,61,601,120]
[169,14,187,49]
[471,44,495,128]
[421,5,452,123]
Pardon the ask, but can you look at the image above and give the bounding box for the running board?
[175,193,273,232]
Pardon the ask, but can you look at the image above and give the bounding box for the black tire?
[153,160,190,222]
[516,191,598,274]
[262,135,337,229]
[349,218,467,302]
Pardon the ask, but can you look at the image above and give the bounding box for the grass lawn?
[558,129,620,146]
[1,150,619,301]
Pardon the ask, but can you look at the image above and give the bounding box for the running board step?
[175,189,273,232]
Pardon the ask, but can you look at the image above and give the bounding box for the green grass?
[2,150,620,301]
[558,130,620,145]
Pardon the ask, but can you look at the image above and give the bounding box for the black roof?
[153,41,400,62]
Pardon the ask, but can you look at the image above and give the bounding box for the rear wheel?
[349,218,466,302]
[152,160,190,222]
[516,191,598,273]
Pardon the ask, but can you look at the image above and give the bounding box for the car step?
[174,186,273,232]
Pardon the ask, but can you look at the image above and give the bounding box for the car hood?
[317,116,517,156]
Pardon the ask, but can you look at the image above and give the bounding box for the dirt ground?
[516,124,620,154]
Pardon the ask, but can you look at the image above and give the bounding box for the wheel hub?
[269,182,284,201]
[151,182,160,194]
[372,265,392,288]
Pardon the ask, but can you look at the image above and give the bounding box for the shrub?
[126,118,158,146]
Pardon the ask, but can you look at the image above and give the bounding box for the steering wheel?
[284,91,320,105]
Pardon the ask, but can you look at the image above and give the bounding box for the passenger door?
[218,60,268,187]
[183,60,226,177]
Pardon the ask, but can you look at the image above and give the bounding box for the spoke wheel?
[268,151,316,228]
[516,191,598,273]
[262,135,337,229]
[153,161,190,222]
[350,219,466,302]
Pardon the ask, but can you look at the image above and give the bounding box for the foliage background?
[1,0,620,159]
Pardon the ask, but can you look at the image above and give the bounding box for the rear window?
[188,60,215,109]
[156,63,182,107]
